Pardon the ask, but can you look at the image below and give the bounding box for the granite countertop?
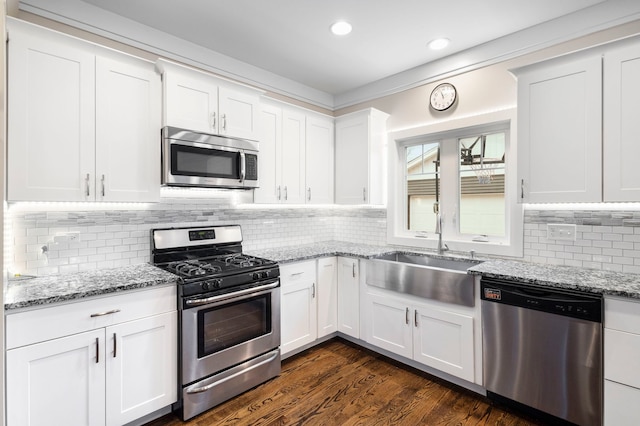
[248,241,640,299]
[245,241,399,263]
[4,263,178,311]
[468,259,640,299]
[7,241,640,311]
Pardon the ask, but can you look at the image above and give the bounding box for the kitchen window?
[387,109,522,257]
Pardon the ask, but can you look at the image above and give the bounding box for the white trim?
[387,109,523,258]
[17,0,640,110]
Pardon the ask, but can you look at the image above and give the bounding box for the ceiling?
[17,0,640,109]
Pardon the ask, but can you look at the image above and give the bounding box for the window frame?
[387,108,523,257]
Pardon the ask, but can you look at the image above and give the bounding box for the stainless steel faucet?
[435,211,449,254]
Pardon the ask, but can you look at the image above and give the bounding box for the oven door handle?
[185,280,279,307]
[185,349,280,395]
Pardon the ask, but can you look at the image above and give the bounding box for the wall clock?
[430,83,457,111]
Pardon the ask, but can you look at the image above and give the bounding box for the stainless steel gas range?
[151,225,281,420]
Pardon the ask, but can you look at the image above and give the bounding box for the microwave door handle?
[239,151,246,183]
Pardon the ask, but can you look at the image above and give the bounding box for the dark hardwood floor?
[146,338,543,426]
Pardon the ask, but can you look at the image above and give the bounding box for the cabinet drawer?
[280,260,316,288]
[605,328,640,387]
[604,380,640,425]
[6,285,176,349]
[605,297,640,333]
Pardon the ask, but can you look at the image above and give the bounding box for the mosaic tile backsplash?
[5,190,640,276]
[5,191,387,277]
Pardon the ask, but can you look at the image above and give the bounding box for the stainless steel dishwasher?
[481,278,602,426]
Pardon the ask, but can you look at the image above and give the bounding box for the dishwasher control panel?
[481,279,602,323]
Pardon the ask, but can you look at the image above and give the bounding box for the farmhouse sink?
[366,253,480,307]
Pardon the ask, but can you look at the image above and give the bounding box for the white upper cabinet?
[158,59,261,141]
[603,41,640,201]
[8,20,96,202]
[516,53,602,203]
[335,108,389,205]
[95,55,161,202]
[281,109,307,204]
[255,100,334,204]
[305,116,335,204]
[7,19,161,202]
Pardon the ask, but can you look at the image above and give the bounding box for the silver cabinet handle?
[284,186,288,201]
[312,283,316,298]
[101,174,105,197]
[113,332,117,358]
[211,112,216,129]
[277,185,281,201]
[363,187,367,202]
[352,263,356,278]
[222,113,227,131]
[308,187,311,201]
[414,310,418,327]
[90,309,121,318]
[521,178,524,199]
[405,307,409,325]
[96,337,99,364]
[85,173,90,197]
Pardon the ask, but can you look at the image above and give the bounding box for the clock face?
[430,83,457,111]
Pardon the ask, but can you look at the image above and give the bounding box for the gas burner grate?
[224,254,264,268]
[169,260,222,277]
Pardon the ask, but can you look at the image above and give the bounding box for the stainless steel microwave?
[162,126,258,189]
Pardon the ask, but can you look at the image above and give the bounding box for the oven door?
[163,138,258,189]
[181,279,280,385]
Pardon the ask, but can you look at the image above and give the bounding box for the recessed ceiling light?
[428,38,450,50]
[331,21,352,36]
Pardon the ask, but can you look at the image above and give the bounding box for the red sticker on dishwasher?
[484,288,501,300]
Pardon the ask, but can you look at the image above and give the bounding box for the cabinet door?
[317,257,338,338]
[218,86,260,141]
[95,55,161,202]
[280,261,317,355]
[603,43,640,201]
[254,104,283,203]
[335,114,369,204]
[163,70,218,134]
[337,257,360,338]
[8,25,96,201]
[305,116,334,204]
[281,109,307,204]
[7,329,106,426]
[517,54,602,203]
[604,380,640,426]
[364,292,412,358]
[413,303,474,382]
[105,311,178,426]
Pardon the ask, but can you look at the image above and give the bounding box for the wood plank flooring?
[146,338,543,426]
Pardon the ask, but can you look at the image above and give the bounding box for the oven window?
[197,294,271,357]
[172,144,239,178]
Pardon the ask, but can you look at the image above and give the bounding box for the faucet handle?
[470,250,476,259]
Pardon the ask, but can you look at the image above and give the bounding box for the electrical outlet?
[68,232,80,242]
[547,224,577,241]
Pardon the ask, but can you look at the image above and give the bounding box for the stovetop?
[151,225,280,299]
[163,253,277,281]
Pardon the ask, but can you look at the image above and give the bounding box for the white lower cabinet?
[363,289,475,383]
[6,286,177,426]
[317,257,338,338]
[7,329,107,426]
[337,257,360,338]
[604,296,640,425]
[280,260,318,355]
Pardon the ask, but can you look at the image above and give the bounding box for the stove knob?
[212,279,222,289]
[252,272,260,280]
[201,281,211,291]
[263,270,270,278]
